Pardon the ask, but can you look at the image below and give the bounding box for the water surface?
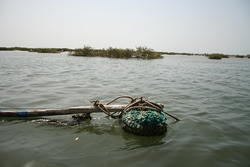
[0,51,250,167]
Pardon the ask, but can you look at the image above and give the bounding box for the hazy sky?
[0,0,249,55]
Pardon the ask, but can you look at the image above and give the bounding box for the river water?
[0,51,250,167]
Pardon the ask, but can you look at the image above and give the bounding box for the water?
[0,51,250,167]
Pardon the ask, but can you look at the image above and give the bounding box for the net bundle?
[92,96,179,136]
[120,109,167,136]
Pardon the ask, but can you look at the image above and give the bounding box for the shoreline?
[0,46,249,59]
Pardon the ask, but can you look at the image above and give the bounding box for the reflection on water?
[121,134,166,151]
[0,51,250,167]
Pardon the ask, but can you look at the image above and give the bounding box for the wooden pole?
[0,105,127,117]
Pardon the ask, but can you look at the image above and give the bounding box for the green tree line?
[69,46,163,59]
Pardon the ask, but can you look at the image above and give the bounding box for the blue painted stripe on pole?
[17,110,28,117]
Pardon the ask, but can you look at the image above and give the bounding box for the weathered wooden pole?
[0,105,127,117]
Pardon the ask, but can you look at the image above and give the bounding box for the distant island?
[0,46,162,59]
[0,46,249,60]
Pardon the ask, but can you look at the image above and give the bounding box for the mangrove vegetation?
[0,47,72,53]
[69,46,163,59]
[205,53,229,60]
[0,46,249,60]
[235,55,245,58]
[0,46,163,59]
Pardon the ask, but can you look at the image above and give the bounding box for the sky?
[0,0,249,55]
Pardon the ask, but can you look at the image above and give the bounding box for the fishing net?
[91,96,179,136]
[120,109,167,136]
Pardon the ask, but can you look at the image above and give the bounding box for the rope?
[90,96,179,121]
